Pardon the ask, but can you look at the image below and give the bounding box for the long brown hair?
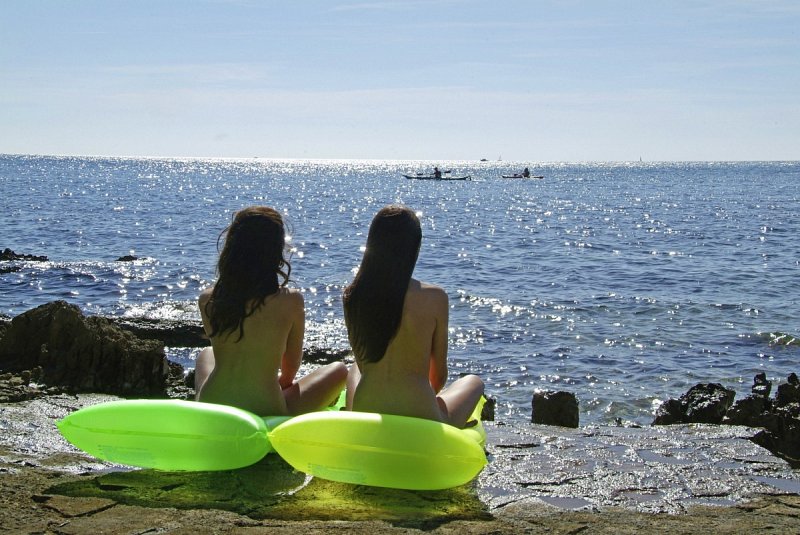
[205,206,291,341]
[343,205,421,363]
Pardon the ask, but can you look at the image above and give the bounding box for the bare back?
[196,287,303,415]
[351,278,449,421]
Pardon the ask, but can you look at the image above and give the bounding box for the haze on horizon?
[1,1,798,162]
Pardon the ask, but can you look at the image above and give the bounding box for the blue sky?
[1,1,798,161]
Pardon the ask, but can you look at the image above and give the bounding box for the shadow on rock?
[46,454,490,526]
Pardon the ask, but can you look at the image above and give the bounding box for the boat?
[501,174,544,179]
[402,174,471,181]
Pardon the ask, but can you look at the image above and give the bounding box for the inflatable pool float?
[56,399,290,471]
[268,397,488,490]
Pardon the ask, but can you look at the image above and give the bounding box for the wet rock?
[713,373,800,469]
[0,315,9,340]
[775,373,800,407]
[481,396,496,422]
[107,317,207,348]
[652,398,684,425]
[116,255,138,262]
[653,383,735,425]
[0,248,48,261]
[752,372,772,398]
[0,367,59,402]
[724,395,768,427]
[531,390,579,428]
[0,300,172,396]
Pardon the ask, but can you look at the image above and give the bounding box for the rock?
[107,317,207,348]
[0,300,171,396]
[116,255,138,262]
[481,396,496,422]
[723,395,768,427]
[0,315,9,341]
[652,398,684,425]
[531,390,579,428]
[684,383,736,423]
[751,407,800,468]
[0,248,48,261]
[752,372,772,398]
[653,383,735,425]
[775,373,800,407]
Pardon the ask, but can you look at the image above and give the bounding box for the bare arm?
[279,292,304,390]
[428,288,449,393]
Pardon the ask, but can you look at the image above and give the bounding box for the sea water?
[1,155,798,424]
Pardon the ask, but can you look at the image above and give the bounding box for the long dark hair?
[205,206,291,341]
[343,205,422,363]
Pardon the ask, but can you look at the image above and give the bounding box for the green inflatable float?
[57,395,488,489]
[268,396,488,490]
[56,399,289,471]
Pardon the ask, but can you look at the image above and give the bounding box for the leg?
[283,362,348,415]
[194,347,215,400]
[345,363,361,410]
[436,374,485,428]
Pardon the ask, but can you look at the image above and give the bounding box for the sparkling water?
[1,155,798,424]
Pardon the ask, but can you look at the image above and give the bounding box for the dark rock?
[116,255,138,262]
[0,300,172,396]
[652,398,684,425]
[0,315,9,340]
[0,265,21,274]
[653,383,735,425]
[481,396,496,422]
[531,390,579,428]
[107,317,207,348]
[723,395,768,427]
[684,383,736,423]
[0,248,48,261]
[0,366,54,402]
[751,404,800,468]
[303,346,351,365]
[752,372,772,398]
[775,373,800,408]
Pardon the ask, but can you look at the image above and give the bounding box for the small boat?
[501,174,544,179]
[402,174,471,181]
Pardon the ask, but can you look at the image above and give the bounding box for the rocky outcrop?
[106,317,207,348]
[0,248,48,261]
[657,374,800,468]
[531,390,579,428]
[0,300,173,397]
[652,383,735,425]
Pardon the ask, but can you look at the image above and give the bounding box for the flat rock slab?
[1,394,799,527]
[482,422,798,514]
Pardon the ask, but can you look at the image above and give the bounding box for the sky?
[1,1,799,161]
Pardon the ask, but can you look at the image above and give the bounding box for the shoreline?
[2,393,799,533]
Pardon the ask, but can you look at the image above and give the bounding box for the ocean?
[1,155,798,425]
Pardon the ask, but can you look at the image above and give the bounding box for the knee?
[465,374,485,395]
[327,361,349,382]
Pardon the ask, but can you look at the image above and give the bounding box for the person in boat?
[343,205,485,428]
[433,166,442,179]
[195,206,347,416]
[522,167,530,178]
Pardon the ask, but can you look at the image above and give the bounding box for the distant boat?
[501,174,544,179]
[402,174,471,181]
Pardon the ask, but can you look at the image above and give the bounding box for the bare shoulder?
[198,287,213,307]
[410,279,448,307]
[275,287,304,309]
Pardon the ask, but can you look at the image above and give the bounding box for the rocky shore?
[1,300,799,533]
